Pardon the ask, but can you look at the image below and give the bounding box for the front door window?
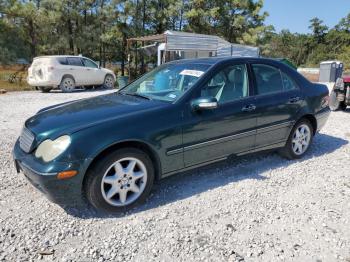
[200,64,249,103]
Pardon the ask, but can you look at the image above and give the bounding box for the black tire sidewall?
[340,102,347,111]
[39,87,52,93]
[85,148,154,213]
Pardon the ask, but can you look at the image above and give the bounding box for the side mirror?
[191,97,218,111]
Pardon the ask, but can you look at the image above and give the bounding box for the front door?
[182,63,257,167]
[82,58,101,85]
[251,63,303,149]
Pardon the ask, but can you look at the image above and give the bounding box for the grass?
[0,67,33,91]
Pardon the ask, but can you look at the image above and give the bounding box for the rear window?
[57,57,68,65]
[67,57,83,66]
[31,57,52,66]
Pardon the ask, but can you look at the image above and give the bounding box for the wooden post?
[135,42,138,79]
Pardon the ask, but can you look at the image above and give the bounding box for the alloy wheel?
[292,124,311,155]
[62,78,74,92]
[104,76,114,88]
[101,157,147,206]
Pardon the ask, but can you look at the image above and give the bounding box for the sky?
[262,0,350,34]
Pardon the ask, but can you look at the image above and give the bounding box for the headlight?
[35,135,71,162]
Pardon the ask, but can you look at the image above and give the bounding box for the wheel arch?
[82,140,162,189]
[61,74,75,83]
[298,114,317,135]
[104,73,115,83]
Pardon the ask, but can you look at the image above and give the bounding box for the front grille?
[19,127,35,153]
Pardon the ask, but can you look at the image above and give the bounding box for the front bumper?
[13,139,89,206]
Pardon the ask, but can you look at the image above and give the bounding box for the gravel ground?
[0,90,349,262]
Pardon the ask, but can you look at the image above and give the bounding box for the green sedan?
[13,57,330,213]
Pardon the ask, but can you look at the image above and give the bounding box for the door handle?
[241,104,256,112]
[69,68,74,70]
[288,96,300,104]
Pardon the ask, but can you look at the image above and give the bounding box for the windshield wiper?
[120,92,152,100]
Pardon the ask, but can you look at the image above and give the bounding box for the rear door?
[251,63,303,149]
[66,57,86,85]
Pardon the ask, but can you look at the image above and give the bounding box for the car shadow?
[63,133,348,218]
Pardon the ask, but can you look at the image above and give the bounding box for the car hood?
[25,93,166,141]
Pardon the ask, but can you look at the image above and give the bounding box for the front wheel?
[85,148,154,213]
[279,119,313,160]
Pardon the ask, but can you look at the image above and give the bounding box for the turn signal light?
[57,170,78,180]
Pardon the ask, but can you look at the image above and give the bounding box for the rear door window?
[252,64,283,95]
[57,57,68,65]
[67,57,83,66]
[281,71,298,90]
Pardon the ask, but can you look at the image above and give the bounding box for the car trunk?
[28,58,54,82]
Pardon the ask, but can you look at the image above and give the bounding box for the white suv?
[27,55,116,92]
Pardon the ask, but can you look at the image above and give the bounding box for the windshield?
[120,63,211,102]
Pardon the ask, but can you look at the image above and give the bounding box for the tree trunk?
[67,18,74,54]
[141,0,146,73]
[121,34,126,76]
[28,19,36,59]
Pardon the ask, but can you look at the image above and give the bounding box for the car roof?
[33,55,87,60]
[167,56,282,66]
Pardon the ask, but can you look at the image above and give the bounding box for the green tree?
[309,17,328,44]
[185,0,269,45]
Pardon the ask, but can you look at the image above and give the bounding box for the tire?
[85,148,154,213]
[329,90,341,111]
[59,76,75,93]
[39,87,52,93]
[103,74,115,89]
[339,102,347,111]
[279,119,314,160]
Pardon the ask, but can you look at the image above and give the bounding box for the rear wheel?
[39,87,52,93]
[279,119,313,160]
[103,74,115,89]
[60,76,75,93]
[339,102,347,111]
[85,148,154,213]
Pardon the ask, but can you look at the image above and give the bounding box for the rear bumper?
[13,139,89,206]
[315,107,331,132]
[27,77,59,87]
